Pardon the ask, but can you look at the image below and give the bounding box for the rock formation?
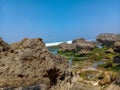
[0,37,72,90]
[97,33,120,53]
[59,38,95,53]
[59,42,76,52]
[96,33,120,47]
[73,38,95,51]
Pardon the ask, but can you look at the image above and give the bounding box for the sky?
[0,0,120,43]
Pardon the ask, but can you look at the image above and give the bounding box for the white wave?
[45,39,94,47]
[45,40,72,47]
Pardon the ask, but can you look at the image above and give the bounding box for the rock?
[113,55,120,63]
[70,82,100,90]
[59,42,76,52]
[0,37,10,52]
[113,41,120,53]
[0,37,72,90]
[105,48,114,54]
[59,38,95,53]
[98,71,116,85]
[72,38,86,44]
[72,38,95,50]
[104,83,120,90]
[96,33,120,47]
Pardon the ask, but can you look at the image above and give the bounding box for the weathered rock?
[0,38,72,90]
[72,38,95,50]
[96,33,120,47]
[59,42,76,52]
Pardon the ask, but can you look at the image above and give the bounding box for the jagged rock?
[96,33,120,47]
[0,37,72,90]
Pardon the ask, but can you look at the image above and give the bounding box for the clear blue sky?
[0,0,120,43]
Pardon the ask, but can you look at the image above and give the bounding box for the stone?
[96,33,120,47]
[113,41,120,53]
[59,42,76,52]
[0,37,72,90]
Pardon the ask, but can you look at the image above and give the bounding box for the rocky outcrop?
[73,38,95,51]
[97,33,120,53]
[0,37,72,90]
[59,42,76,52]
[96,33,120,47]
[59,38,95,53]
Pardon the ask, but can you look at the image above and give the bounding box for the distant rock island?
[0,33,120,90]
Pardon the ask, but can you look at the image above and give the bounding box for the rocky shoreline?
[0,33,120,90]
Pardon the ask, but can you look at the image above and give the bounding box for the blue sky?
[0,0,120,43]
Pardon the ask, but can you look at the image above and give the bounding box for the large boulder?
[72,38,95,50]
[59,42,76,52]
[96,33,120,47]
[0,38,72,90]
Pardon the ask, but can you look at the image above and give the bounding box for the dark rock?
[113,55,120,63]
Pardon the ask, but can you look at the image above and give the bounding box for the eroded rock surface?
[0,37,72,90]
